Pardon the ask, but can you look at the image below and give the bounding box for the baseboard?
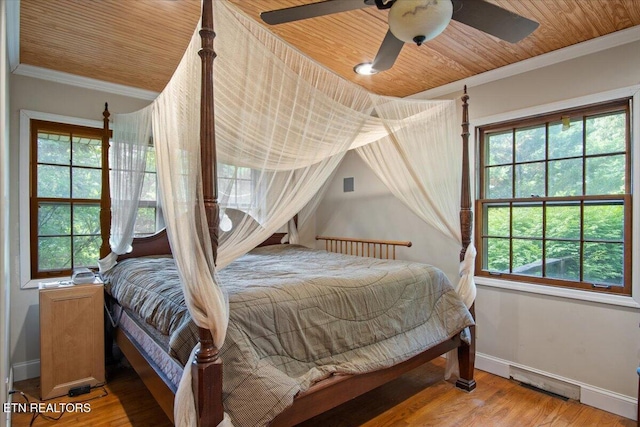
[476,352,638,421]
[11,359,39,383]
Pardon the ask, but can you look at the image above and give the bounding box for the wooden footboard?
[271,334,463,426]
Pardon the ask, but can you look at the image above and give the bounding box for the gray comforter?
[103,244,474,427]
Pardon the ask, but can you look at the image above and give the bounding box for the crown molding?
[413,25,640,100]
[12,64,159,101]
[6,0,157,101]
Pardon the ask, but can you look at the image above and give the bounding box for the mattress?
[102,244,474,427]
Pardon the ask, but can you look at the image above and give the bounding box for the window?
[30,120,105,279]
[476,99,631,295]
[219,164,253,210]
[133,144,160,236]
[28,118,160,281]
[218,163,268,228]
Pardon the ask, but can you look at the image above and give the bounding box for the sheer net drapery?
[98,106,152,272]
[356,97,476,379]
[107,1,475,425]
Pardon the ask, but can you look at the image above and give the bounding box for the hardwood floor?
[10,365,172,427]
[11,358,635,426]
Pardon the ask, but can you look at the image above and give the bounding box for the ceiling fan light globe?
[388,0,453,45]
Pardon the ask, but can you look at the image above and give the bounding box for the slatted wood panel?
[20,0,201,93]
[229,0,640,97]
[18,1,640,97]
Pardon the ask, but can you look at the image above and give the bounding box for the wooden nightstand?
[39,281,105,400]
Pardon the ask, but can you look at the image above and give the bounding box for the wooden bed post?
[455,86,477,392]
[192,0,224,426]
[100,103,111,259]
[459,86,472,264]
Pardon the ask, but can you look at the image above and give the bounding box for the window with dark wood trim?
[30,120,105,279]
[30,120,158,279]
[476,99,632,295]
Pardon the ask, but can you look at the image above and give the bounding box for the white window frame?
[471,86,640,309]
[219,163,267,225]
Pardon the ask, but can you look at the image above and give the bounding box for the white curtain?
[107,2,476,425]
[357,98,462,242]
[98,106,152,272]
[355,97,476,379]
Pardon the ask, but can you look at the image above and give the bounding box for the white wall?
[1,0,12,425]
[316,40,640,419]
[8,74,150,379]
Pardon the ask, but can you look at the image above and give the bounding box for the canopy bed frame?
[98,1,475,425]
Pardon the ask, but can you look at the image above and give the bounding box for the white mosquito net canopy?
[100,1,475,425]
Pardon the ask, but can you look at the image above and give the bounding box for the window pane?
[38,203,71,236]
[486,205,510,237]
[146,147,156,173]
[486,131,512,165]
[585,155,625,195]
[583,203,623,241]
[515,125,545,162]
[219,178,236,204]
[37,165,70,198]
[73,236,100,268]
[72,136,102,167]
[72,167,101,199]
[236,180,252,207]
[512,239,543,277]
[485,237,509,272]
[486,165,512,199]
[515,162,545,198]
[545,241,580,281]
[546,204,580,239]
[548,158,582,197]
[585,112,625,155]
[37,132,70,165]
[218,164,235,179]
[548,119,582,159]
[135,207,157,236]
[237,167,252,180]
[140,172,157,201]
[73,204,101,235]
[512,205,542,238]
[583,242,623,286]
[38,237,71,271]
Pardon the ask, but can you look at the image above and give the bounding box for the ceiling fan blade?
[452,0,539,43]
[261,0,373,25]
[371,30,405,72]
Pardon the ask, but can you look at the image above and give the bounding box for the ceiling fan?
[261,0,539,74]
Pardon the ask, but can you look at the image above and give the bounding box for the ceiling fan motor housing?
[388,0,453,45]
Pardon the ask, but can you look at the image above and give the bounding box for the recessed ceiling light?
[354,62,378,75]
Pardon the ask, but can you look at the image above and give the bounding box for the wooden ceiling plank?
[19,0,640,97]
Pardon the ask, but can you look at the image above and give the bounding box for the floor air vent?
[510,366,580,401]
[518,381,570,401]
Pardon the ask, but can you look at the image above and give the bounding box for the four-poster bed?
[99,0,476,426]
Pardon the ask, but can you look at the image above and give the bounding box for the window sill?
[21,276,71,290]
[475,276,640,309]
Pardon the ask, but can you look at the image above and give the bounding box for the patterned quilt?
[102,244,474,427]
